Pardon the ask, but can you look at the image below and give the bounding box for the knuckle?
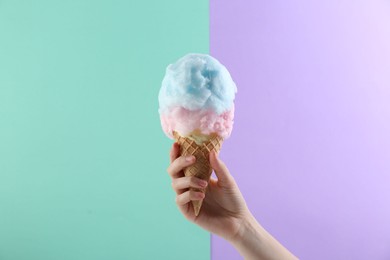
[171,180,178,189]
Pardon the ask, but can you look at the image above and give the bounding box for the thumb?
[209,151,233,186]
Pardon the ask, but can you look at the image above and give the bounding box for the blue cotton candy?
[158,53,237,115]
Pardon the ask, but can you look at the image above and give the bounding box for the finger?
[172,176,208,193]
[175,190,205,206]
[170,142,180,163]
[167,155,196,179]
[209,151,233,186]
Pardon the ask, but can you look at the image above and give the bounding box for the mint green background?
[0,1,209,259]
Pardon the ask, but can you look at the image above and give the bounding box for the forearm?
[229,214,298,260]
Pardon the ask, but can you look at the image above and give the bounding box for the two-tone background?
[1,0,390,259]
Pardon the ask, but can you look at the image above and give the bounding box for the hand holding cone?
[173,131,223,216]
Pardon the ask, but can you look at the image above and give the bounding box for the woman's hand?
[166,142,299,260]
[166,142,250,241]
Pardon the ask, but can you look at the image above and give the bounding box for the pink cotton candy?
[160,106,234,140]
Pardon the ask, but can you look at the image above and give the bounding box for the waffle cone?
[173,131,223,216]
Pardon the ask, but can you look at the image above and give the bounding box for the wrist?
[229,212,265,246]
[228,212,298,260]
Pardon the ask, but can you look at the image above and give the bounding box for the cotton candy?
[158,53,237,140]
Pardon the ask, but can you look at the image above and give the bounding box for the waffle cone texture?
[173,131,223,216]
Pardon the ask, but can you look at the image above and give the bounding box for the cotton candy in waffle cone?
[173,131,223,216]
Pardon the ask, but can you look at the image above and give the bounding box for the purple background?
[211,1,390,259]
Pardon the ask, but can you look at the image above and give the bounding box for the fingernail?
[197,192,205,199]
[185,155,195,162]
[199,180,208,187]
